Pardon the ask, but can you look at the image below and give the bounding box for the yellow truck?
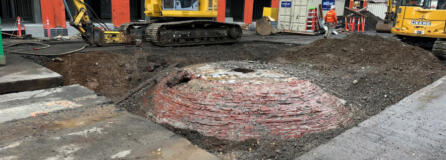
[63,0,242,46]
[376,0,446,58]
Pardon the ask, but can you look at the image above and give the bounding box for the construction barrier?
[0,18,5,65]
[345,0,367,32]
[345,16,366,32]
[17,17,22,38]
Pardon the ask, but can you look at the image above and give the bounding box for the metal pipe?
[63,0,75,22]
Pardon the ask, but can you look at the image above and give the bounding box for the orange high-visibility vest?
[325,10,338,23]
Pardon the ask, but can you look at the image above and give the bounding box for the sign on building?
[322,0,335,10]
[281,1,292,8]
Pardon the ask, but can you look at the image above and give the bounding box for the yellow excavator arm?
[63,0,128,46]
[376,0,397,32]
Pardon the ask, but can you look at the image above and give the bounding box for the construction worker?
[324,5,338,38]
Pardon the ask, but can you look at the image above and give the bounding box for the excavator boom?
[375,0,395,32]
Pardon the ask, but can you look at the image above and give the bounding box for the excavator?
[376,0,446,59]
[62,0,242,47]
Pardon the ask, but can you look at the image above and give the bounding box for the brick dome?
[151,62,352,141]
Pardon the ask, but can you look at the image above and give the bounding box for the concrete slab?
[0,22,24,32]
[0,54,62,94]
[0,85,109,124]
[0,105,218,160]
[24,22,114,38]
[297,76,446,160]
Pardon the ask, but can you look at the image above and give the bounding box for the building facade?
[1,0,345,38]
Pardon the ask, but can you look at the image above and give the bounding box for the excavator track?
[433,39,446,60]
[146,20,242,47]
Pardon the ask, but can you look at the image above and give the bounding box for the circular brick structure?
[152,62,352,141]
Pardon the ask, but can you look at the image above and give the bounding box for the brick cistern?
[150,62,353,141]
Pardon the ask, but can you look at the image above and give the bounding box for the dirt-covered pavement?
[40,34,446,159]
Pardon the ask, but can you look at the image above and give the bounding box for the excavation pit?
[232,68,255,73]
[152,62,353,141]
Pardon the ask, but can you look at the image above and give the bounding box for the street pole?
[0,17,5,66]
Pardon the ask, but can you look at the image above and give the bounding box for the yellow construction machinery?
[63,0,242,46]
[376,0,446,58]
[375,0,397,32]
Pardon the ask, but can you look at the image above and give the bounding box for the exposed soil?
[276,34,446,119]
[44,34,446,160]
[46,51,166,101]
[46,52,130,100]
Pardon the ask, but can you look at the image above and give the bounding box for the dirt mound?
[280,34,443,66]
[282,34,441,71]
[46,51,164,101]
[277,34,445,117]
[46,52,129,100]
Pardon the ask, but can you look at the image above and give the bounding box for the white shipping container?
[367,3,387,19]
[278,0,319,33]
[278,0,345,34]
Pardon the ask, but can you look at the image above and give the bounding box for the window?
[402,0,432,8]
[437,0,446,9]
[163,0,199,10]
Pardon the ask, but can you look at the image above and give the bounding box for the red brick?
[149,69,352,141]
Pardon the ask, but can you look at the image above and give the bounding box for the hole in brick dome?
[166,71,192,88]
[232,68,255,73]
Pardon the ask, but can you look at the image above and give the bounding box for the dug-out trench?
[45,35,446,159]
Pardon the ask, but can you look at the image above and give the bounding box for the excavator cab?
[163,0,200,10]
[145,0,217,18]
[391,0,446,38]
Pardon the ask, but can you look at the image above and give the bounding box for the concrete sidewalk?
[0,85,108,123]
[0,86,218,160]
[297,76,446,160]
[0,54,62,94]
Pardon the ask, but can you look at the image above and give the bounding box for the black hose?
[4,42,88,56]
[62,0,75,22]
